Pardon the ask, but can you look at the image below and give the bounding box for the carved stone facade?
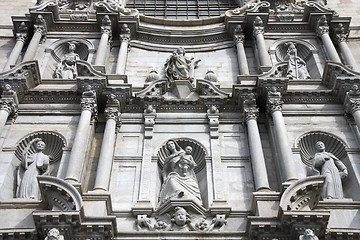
[0,0,360,239]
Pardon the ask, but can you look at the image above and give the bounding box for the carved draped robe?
[17,152,49,199]
[159,150,202,206]
[313,152,347,199]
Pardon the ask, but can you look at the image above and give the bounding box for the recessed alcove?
[0,131,67,200]
[157,138,209,210]
[269,38,322,79]
[297,131,360,200]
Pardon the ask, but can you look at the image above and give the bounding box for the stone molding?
[37,175,83,211]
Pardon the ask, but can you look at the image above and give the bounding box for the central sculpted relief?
[159,139,203,206]
[164,47,201,85]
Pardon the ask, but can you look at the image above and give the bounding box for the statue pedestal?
[157,199,206,216]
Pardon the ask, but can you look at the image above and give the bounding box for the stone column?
[93,94,120,191]
[243,94,270,191]
[316,15,341,63]
[23,15,47,62]
[115,24,131,75]
[335,29,359,72]
[65,86,97,184]
[267,88,298,183]
[0,85,18,135]
[253,16,271,67]
[234,25,249,75]
[94,15,112,67]
[2,23,28,71]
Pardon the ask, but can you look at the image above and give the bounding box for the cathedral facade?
[0,0,359,239]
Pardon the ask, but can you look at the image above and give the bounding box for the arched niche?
[269,38,322,79]
[2,131,67,200]
[296,131,360,200]
[157,138,209,209]
[42,38,95,78]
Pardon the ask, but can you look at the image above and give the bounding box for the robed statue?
[16,138,50,199]
[312,141,348,199]
[55,42,79,79]
[285,42,311,79]
[164,47,200,85]
[159,140,202,206]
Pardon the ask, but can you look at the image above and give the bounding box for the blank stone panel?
[116,135,143,156]
[223,163,253,211]
[110,163,139,210]
[220,134,248,157]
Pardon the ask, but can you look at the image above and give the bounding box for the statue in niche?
[16,138,50,199]
[44,228,64,240]
[159,139,202,206]
[284,42,311,79]
[170,206,192,231]
[164,47,201,85]
[299,229,319,240]
[312,141,348,199]
[55,42,79,79]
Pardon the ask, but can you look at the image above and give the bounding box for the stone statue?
[178,146,197,177]
[312,141,348,199]
[285,42,311,79]
[164,47,201,85]
[170,206,191,231]
[159,140,202,206]
[299,229,319,240]
[55,42,79,79]
[44,228,64,240]
[16,138,50,199]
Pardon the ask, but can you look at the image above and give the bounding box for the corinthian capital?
[266,87,283,114]
[334,23,349,44]
[234,25,245,45]
[16,33,28,43]
[316,15,329,37]
[105,107,120,121]
[81,97,97,114]
[80,85,97,117]
[0,98,17,116]
[253,16,264,37]
[105,94,120,121]
[16,22,28,42]
[244,107,259,122]
[34,15,47,36]
[243,93,259,122]
[345,84,360,114]
[120,24,131,43]
[101,15,112,38]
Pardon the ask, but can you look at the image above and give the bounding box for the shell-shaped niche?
[275,41,312,63]
[297,131,347,168]
[157,138,207,174]
[15,131,67,163]
[51,40,90,63]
